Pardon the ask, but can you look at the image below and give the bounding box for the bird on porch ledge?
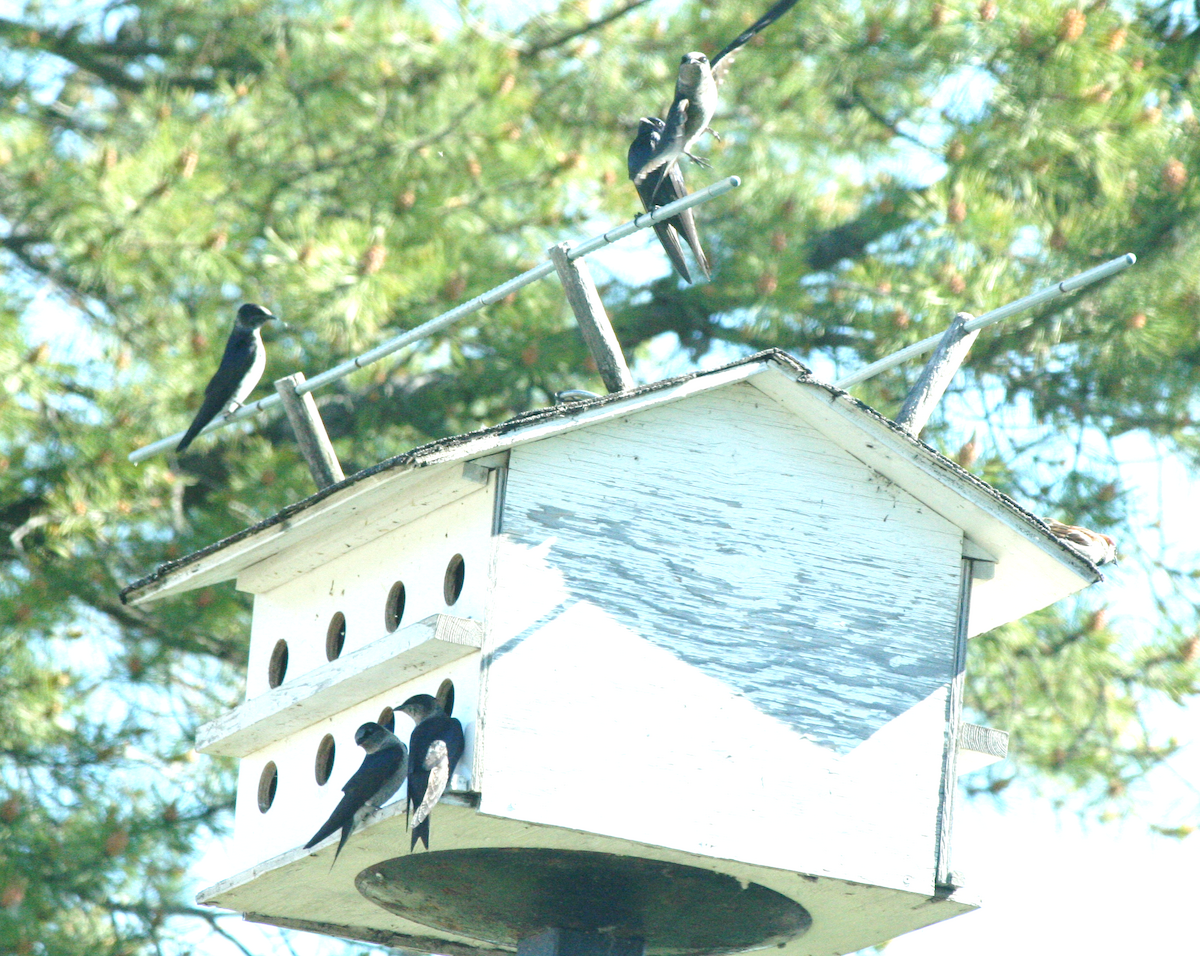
[397,681,465,851]
[303,721,407,866]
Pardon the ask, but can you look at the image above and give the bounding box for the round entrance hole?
[443,554,465,606]
[257,761,278,813]
[356,848,811,955]
[315,734,336,786]
[326,611,346,661]
[267,639,288,688]
[385,582,406,632]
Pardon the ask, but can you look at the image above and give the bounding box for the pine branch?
[519,0,657,59]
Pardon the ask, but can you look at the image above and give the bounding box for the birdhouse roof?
[122,349,1101,633]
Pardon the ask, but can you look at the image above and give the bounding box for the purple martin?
[303,721,407,865]
[630,0,803,193]
[628,116,711,284]
[397,687,464,851]
[176,303,276,452]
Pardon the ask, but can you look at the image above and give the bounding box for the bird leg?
[684,151,713,169]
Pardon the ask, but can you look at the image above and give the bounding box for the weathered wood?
[895,312,980,437]
[751,371,1098,636]
[125,459,482,604]
[275,372,345,489]
[198,798,977,956]
[196,614,482,756]
[126,356,1097,621]
[482,384,963,892]
[548,242,634,394]
[247,913,510,956]
[462,451,509,486]
[934,559,973,889]
[957,722,1008,775]
[960,721,1008,760]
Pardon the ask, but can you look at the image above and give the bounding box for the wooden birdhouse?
[122,350,1104,956]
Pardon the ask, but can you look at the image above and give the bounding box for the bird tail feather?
[410,817,430,851]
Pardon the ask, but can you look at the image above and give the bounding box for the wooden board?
[480,384,962,893]
[749,371,1097,634]
[197,797,978,956]
[242,482,495,700]
[197,614,482,757]
[227,654,480,868]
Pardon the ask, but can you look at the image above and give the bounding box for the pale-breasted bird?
[397,687,464,851]
[1045,519,1118,566]
[630,0,803,195]
[176,303,276,452]
[628,116,711,284]
[303,721,407,866]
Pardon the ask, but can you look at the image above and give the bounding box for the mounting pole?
[835,253,1135,390]
[518,929,643,956]
[549,242,634,394]
[129,177,741,463]
[894,312,980,438]
[274,372,345,489]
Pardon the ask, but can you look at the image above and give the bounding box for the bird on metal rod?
[630,0,803,198]
[628,116,711,283]
[176,303,277,453]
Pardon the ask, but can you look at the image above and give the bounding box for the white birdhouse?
[123,350,1103,956]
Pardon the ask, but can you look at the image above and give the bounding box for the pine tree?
[2,1,1198,953]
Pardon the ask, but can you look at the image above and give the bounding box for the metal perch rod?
[834,253,1137,389]
[129,176,743,463]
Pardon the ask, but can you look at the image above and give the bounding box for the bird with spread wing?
[630,0,803,196]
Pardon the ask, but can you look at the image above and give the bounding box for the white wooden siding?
[198,614,481,757]
[480,383,962,892]
[229,654,478,870]
[243,482,494,700]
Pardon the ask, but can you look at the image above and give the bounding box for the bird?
[1045,519,1118,566]
[397,686,465,851]
[303,721,407,866]
[628,116,711,283]
[630,0,803,195]
[176,303,276,452]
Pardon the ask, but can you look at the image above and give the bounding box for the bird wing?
[303,746,404,853]
[666,162,711,280]
[711,0,803,69]
[412,739,449,829]
[176,327,259,452]
[629,119,693,283]
[631,98,689,186]
[407,716,465,850]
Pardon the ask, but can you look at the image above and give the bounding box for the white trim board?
[196,614,482,757]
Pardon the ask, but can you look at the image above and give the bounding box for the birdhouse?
[122,350,1102,956]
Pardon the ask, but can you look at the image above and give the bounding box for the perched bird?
[628,116,711,283]
[630,0,803,194]
[397,686,465,851]
[1045,519,1118,566]
[303,721,407,866]
[176,303,276,452]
